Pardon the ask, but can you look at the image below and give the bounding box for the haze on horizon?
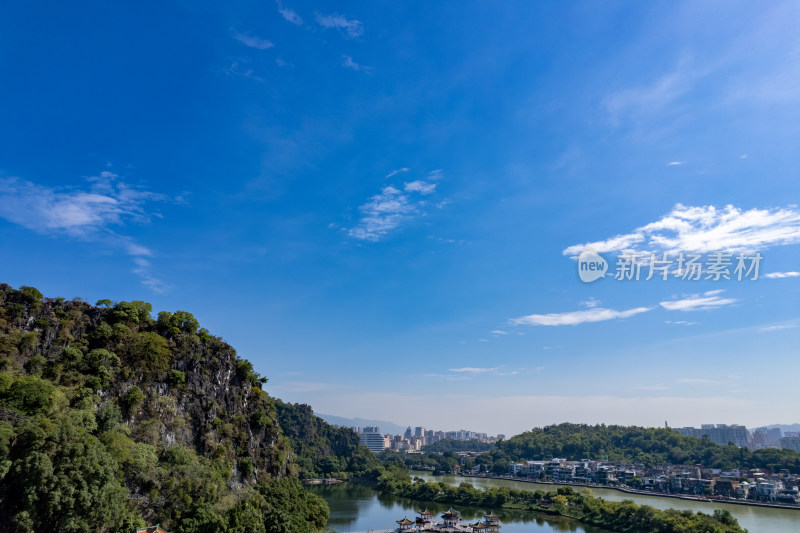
[0,1,798,434]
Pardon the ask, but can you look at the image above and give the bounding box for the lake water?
[312,481,610,533]
[310,475,800,533]
[420,473,800,533]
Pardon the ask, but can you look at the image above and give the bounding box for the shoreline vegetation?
[456,473,800,511]
[378,469,747,533]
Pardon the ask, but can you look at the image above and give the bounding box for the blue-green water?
[310,482,610,533]
[310,475,800,533]
[422,474,800,533]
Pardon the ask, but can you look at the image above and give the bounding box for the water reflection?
[421,474,800,533]
[311,482,609,533]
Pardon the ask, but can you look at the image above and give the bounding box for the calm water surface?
[419,473,800,533]
[311,482,611,533]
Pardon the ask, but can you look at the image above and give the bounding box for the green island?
[377,469,746,533]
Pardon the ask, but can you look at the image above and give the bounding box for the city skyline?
[1,1,799,435]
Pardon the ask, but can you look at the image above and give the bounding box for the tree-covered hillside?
[0,283,369,531]
[422,438,495,453]
[481,423,800,473]
[276,400,383,479]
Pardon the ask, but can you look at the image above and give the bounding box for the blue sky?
[1,1,799,436]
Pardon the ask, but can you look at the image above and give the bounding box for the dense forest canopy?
[0,284,374,532]
[422,438,495,453]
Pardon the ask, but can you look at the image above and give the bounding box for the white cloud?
[427,169,444,180]
[347,179,440,242]
[233,32,274,50]
[316,12,363,38]
[667,161,682,166]
[341,55,370,72]
[564,204,800,256]
[580,297,600,308]
[660,291,736,311]
[385,168,409,179]
[347,186,413,241]
[512,306,651,327]
[276,1,303,25]
[423,374,472,382]
[491,330,509,335]
[665,320,698,326]
[765,271,800,279]
[446,367,518,378]
[449,367,497,374]
[0,171,166,290]
[758,324,797,332]
[404,180,436,195]
[0,173,162,236]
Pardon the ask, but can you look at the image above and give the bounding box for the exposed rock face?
[0,283,292,481]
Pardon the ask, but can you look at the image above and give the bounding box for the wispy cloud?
[564,204,800,256]
[765,271,800,279]
[491,330,509,335]
[233,31,274,50]
[659,290,736,311]
[677,378,718,384]
[347,186,413,241]
[347,178,440,242]
[665,320,698,326]
[276,1,303,26]
[512,306,651,326]
[404,180,436,195]
[446,367,519,378]
[427,169,444,180]
[341,55,370,72]
[580,297,600,308]
[423,373,471,382]
[0,170,167,291]
[758,324,797,332]
[224,58,264,83]
[385,168,409,179]
[604,59,698,120]
[316,12,363,38]
[667,161,682,166]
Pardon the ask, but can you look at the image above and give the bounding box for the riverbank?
[457,473,800,511]
[382,471,747,532]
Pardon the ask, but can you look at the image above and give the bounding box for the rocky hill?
[0,283,374,532]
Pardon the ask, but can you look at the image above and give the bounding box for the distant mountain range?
[317,413,408,436]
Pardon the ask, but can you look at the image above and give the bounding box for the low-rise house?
[714,478,739,497]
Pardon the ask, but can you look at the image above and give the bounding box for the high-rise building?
[675,424,749,448]
[779,436,800,453]
[360,426,387,454]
